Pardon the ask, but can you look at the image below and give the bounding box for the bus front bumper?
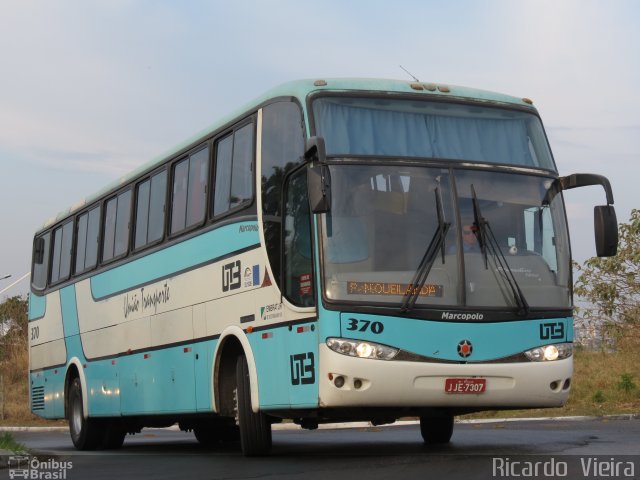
[318,345,572,409]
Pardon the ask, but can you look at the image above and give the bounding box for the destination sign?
[347,281,443,297]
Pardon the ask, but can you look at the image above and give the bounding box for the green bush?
[618,373,636,392]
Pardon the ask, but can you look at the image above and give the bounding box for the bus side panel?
[84,360,120,416]
[193,302,214,411]
[248,319,320,410]
[248,280,320,409]
[286,320,319,408]
[194,339,216,411]
[29,292,66,419]
[119,344,197,415]
[249,325,290,409]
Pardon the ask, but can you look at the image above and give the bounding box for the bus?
[29,78,618,456]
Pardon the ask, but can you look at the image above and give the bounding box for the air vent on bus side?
[31,386,45,411]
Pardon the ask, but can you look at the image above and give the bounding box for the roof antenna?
[399,65,420,82]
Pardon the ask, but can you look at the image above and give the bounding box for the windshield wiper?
[470,185,530,316]
[401,187,450,313]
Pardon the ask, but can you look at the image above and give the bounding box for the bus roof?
[39,78,536,231]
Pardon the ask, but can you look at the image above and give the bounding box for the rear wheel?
[419,414,454,445]
[68,377,102,450]
[235,355,272,456]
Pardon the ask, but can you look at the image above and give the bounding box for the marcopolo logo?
[441,311,484,321]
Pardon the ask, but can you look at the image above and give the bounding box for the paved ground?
[2,417,639,480]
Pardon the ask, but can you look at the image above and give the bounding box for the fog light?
[334,376,345,388]
[354,379,362,389]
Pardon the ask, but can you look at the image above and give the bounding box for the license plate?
[444,378,486,394]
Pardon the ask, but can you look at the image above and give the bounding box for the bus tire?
[102,420,126,449]
[68,377,102,450]
[235,355,272,456]
[194,419,240,446]
[419,414,454,445]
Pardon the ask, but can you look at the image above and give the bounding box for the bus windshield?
[313,97,555,171]
[320,165,571,313]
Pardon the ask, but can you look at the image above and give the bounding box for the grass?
[462,335,640,420]
[0,333,638,427]
[0,432,28,453]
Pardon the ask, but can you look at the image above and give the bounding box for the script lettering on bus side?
[347,281,443,297]
[123,282,171,319]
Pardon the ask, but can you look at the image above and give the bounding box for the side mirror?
[304,136,327,164]
[33,237,46,264]
[546,172,619,257]
[304,137,331,213]
[594,205,618,257]
[307,163,331,213]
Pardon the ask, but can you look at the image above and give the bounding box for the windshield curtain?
[313,97,555,170]
[320,165,571,313]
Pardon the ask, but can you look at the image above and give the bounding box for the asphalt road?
[4,417,639,480]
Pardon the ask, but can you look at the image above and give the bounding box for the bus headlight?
[524,343,572,362]
[327,338,399,360]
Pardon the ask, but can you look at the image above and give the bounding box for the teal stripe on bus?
[90,222,261,300]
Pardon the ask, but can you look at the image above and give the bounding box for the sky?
[1,0,639,299]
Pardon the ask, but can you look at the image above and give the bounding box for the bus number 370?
[346,318,384,334]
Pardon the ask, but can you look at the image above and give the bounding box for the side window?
[213,136,233,216]
[171,147,209,235]
[114,190,132,257]
[75,206,100,274]
[171,159,189,233]
[50,221,73,284]
[213,122,254,217]
[136,170,167,249]
[148,171,167,243]
[283,168,314,307]
[102,197,117,262]
[230,125,254,209]
[76,213,88,273]
[186,148,208,227]
[135,178,151,249]
[260,102,305,288]
[32,232,51,290]
[85,207,100,270]
[102,190,131,262]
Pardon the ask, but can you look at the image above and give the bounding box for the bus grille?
[31,386,45,411]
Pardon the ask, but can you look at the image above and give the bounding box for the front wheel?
[235,355,272,456]
[102,420,126,449]
[68,377,103,450]
[194,418,240,446]
[419,414,454,445]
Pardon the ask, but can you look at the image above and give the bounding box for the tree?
[0,296,28,343]
[574,209,640,344]
[0,295,29,391]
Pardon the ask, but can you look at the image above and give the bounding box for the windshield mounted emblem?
[457,339,473,358]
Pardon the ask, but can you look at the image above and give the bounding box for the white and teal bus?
[29,79,618,456]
